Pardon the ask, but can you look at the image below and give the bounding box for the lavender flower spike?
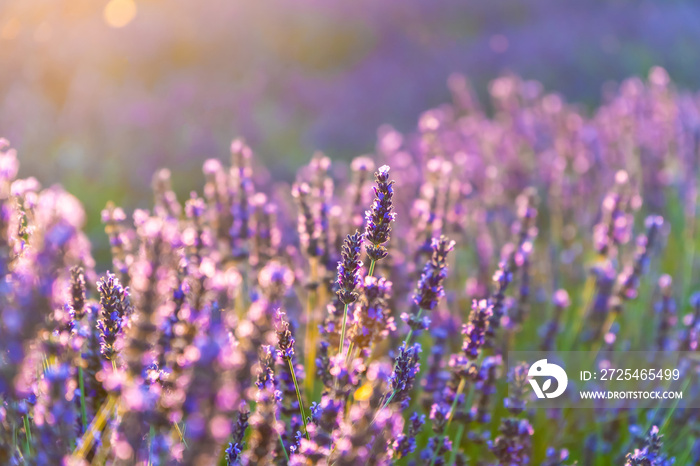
[337,230,363,355]
[337,230,364,305]
[404,236,455,339]
[96,272,129,362]
[276,310,309,440]
[386,342,422,409]
[462,299,493,360]
[414,236,456,311]
[364,165,396,269]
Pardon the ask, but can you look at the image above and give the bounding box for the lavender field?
[0,67,698,465]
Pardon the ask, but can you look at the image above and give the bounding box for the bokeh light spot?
[104,0,137,29]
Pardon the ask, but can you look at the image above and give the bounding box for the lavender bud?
[336,230,364,305]
[365,165,396,262]
[276,310,296,362]
[392,412,425,458]
[96,272,129,361]
[69,266,87,321]
[462,299,493,360]
[387,342,421,408]
[413,236,455,311]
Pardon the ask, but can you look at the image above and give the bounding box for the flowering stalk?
[404,236,455,344]
[336,231,363,356]
[364,165,396,277]
[276,311,310,441]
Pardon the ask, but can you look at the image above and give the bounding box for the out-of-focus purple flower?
[365,165,396,263]
[593,170,634,257]
[625,426,675,466]
[503,362,529,415]
[542,447,571,466]
[351,276,393,352]
[245,347,282,465]
[292,182,322,258]
[250,193,280,268]
[69,266,87,321]
[655,275,676,351]
[489,362,533,464]
[540,289,571,351]
[614,215,664,306]
[230,139,255,259]
[680,293,700,351]
[474,355,502,424]
[489,418,534,465]
[152,168,182,219]
[32,364,78,464]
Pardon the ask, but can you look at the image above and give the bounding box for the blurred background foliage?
[2,0,700,262]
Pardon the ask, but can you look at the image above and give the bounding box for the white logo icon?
[528,359,568,399]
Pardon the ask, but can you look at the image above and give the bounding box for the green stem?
[111,359,117,372]
[23,415,32,457]
[288,359,310,440]
[174,422,188,448]
[278,433,290,463]
[148,426,155,466]
[338,303,350,356]
[371,391,395,425]
[78,365,88,433]
[447,424,465,465]
[367,259,376,278]
[345,341,355,366]
[428,386,463,466]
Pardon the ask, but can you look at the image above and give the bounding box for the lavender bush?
[0,67,699,464]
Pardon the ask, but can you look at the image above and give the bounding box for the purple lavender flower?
[350,276,393,352]
[230,139,255,259]
[421,403,452,465]
[392,412,425,458]
[292,182,321,258]
[489,418,534,465]
[96,272,129,361]
[613,215,664,306]
[625,426,675,466]
[69,265,87,321]
[32,364,78,464]
[462,299,493,360]
[680,293,700,351]
[489,363,533,464]
[540,289,571,351]
[386,342,421,408]
[245,347,282,464]
[413,236,456,312]
[364,165,396,264]
[485,260,514,345]
[336,230,364,305]
[593,170,633,257]
[474,355,502,424]
[276,310,296,362]
[294,396,342,463]
[226,407,250,465]
[655,275,677,351]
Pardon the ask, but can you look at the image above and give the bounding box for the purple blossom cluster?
[1,67,699,464]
